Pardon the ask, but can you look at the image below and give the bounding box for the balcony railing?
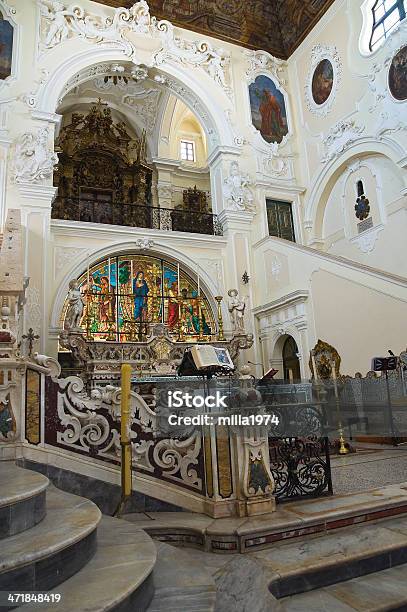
[51,198,223,236]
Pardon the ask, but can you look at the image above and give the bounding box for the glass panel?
[384,0,397,11]
[375,3,386,19]
[266,199,295,242]
[69,255,215,342]
[384,9,400,30]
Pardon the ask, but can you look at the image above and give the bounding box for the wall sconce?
[242,271,250,284]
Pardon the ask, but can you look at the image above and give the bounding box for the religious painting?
[249,75,289,145]
[388,46,407,101]
[311,59,334,105]
[0,11,14,81]
[63,255,215,342]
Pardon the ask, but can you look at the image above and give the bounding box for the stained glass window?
[62,254,215,342]
[370,0,406,51]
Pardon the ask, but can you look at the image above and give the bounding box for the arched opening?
[60,252,216,343]
[51,62,216,234]
[282,336,301,382]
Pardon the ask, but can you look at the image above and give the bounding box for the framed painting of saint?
[388,46,407,101]
[0,10,14,82]
[249,75,289,145]
[311,59,334,105]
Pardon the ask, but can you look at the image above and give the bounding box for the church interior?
[1,0,407,610]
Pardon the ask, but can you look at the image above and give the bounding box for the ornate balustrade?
[51,197,223,236]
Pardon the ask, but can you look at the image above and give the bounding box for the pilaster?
[18,184,57,353]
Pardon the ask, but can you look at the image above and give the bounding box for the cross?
[22,328,40,357]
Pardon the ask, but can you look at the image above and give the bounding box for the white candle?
[177,263,180,294]
[130,259,133,292]
[311,350,318,380]
[87,254,90,287]
[108,258,111,292]
[197,263,200,295]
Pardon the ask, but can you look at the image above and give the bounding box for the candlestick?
[215,296,225,341]
[311,349,318,381]
[114,363,133,516]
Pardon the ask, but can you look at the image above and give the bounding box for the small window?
[369,0,406,51]
[180,140,195,162]
[356,180,365,197]
[266,199,295,242]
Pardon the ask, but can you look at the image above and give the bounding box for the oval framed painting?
[388,46,407,101]
[249,75,289,145]
[311,59,334,106]
[305,45,341,116]
[0,10,14,82]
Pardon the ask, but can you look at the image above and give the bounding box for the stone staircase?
[0,462,157,612]
[214,514,407,611]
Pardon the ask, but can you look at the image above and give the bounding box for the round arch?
[269,329,304,380]
[305,137,407,242]
[50,239,224,330]
[35,46,234,153]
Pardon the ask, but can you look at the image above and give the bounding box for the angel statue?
[228,288,246,333]
[64,279,85,331]
[40,1,73,49]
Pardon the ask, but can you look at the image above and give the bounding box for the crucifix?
[22,328,40,357]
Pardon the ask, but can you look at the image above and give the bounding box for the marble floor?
[143,444,407,611]
[331,444,407,494]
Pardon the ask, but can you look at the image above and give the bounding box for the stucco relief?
[245,50,286,86]
[321,120,365,164]
[11,127,58,183]
[350,224,384,253]
[25,285,42,337]
[122,89,161,134]
[223,161,255,213]
[38,1,232,97]
[304,44,342,117]
[54,245,85,277]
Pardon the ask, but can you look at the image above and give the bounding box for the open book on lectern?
[177,345,235,376]
[190,345,235,370]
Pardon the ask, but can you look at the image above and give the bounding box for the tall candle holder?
[198,297,204,340]
[331,359,349,455]
[215,296,225,341]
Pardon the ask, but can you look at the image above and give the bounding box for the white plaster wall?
[0,0,406,375]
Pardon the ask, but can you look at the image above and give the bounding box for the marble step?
[15,516,157,612]
[147,542,216,612]
[0,487,101,596]
[250,514,407,599]
[0,462,48,538]
[280,563,407,611]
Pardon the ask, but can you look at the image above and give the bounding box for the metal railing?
[51,197,223,236]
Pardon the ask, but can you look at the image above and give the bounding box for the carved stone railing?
[59,326,254,384]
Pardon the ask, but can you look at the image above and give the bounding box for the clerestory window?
[369,0,406,51]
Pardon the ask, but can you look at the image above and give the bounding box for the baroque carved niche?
[52,100,153,227]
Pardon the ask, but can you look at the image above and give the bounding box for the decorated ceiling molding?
[93,0,335,59]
